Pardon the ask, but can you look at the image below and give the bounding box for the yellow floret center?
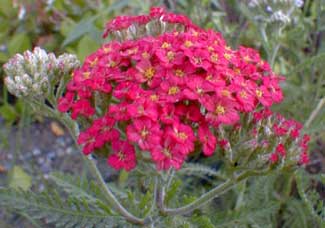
[118,151,125,161]
[162,148,172,158]
[142,52,150,59]
[141,128,149,138]
[215,105,226,115]
[83,72,90,79]
[224,53,232,60]
[168,86,180,95]
[167,51,175,61]
[256,89,263,98]
[144,67,155,79]
[175,69,185,77]
[161,42,171,49]
[177,132,188,140]
[211,53,218,62]
[240,91,247,98]
[184,40,193,48]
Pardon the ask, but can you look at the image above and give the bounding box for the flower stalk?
[304,97,325,129]
[54,110,147,225]
[157,169,270,216]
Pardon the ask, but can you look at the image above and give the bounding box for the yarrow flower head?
[57,7,309,171]
[3,47,80,98]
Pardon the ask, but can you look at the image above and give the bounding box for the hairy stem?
[54,110,146,225]
[85,155,146,225]
[304,97,325,128]
[157,169,268,216]
[270,44,280,68]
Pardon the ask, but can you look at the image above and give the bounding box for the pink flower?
[255,86,273,107]
[205,95,239,126]
[175,103,203,122]
[57,92,74,112]
[151,137,186,170]
[127,100,158,121]
[155,48,184,68]
[126,118,162,150]
[270,153,279,163]
[299,152,309,165]
[263,76,284,103]
[186,48,211,70]
[276,144,286,157]
[198,124,217,156]
[93,115,120,147]
[71,99,95,119]
[160,104,179,124]
[149,6,166,18]
[167,122,195,155]
[135,60,162,87]
[107,140,137,171]
[77,128,100,155]
[183,76,215,101]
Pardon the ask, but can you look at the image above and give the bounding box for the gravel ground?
[0,118,82,227]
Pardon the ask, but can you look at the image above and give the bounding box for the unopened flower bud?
[247,0,302,27]
[57,53,80,75]
[21,74,33,86]
[269,10,291,24]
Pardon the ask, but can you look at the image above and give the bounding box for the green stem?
[51,109,147,225]
[166,169,175,189]
[270,44,280,68]
[235,179,247,210]
[85,155,146,225]
[259,26,270,60]
[304,97,325,129]
[158,169,268,216]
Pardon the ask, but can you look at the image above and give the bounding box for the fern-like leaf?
[179,163,226,180]
[296,171,325,225]
[0,188,124,228]
[49,172,108,204]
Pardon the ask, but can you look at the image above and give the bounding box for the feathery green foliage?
[0,187,125,228]
[296,171,325,226]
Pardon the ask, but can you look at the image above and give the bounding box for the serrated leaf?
[165,179,182,204]
[138,190,151,211]
[49,172,98,203]
[180,163,226,180]
[0,188,122,227]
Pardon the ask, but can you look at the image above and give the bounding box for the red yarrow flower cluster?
[58,7,309,171]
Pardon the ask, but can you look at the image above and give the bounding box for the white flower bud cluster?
[269,10,291,23]
[3,47,80,98]
[247,0,303,25]
[57,53,80,75]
